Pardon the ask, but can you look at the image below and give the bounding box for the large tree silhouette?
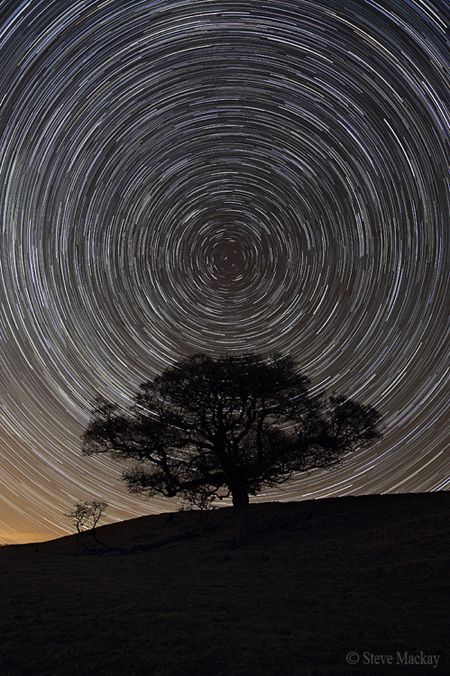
[82,353,381,528]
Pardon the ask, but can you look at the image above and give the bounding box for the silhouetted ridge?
[1,493,448,676]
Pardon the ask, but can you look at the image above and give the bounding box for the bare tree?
[67,500,107,536]
[82,353,381,540]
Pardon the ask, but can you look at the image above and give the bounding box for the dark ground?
[0,492,449,675]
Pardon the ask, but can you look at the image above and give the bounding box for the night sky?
[1,0,448,544]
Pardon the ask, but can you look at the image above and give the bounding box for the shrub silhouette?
[82,353,381,538]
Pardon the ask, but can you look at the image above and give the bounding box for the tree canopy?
[82,353,382,515]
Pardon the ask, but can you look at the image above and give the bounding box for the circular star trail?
[0,0,448,542]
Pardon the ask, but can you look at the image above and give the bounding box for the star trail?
[0,0,448,543]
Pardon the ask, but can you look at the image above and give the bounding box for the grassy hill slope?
[0,492,449,675]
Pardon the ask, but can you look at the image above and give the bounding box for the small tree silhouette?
[67,500,107,542]
[82,353,381,541]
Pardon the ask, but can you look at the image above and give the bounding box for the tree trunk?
[231,487,249,546]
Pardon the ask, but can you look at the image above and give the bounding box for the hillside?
[0,492,449,675]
